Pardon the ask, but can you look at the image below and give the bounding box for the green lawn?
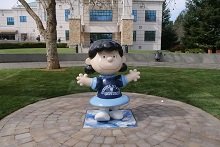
[0,48,76,54]
[0,66,220,120]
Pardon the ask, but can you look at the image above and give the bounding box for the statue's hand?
[129,69,140,82]
[76,73,89,86]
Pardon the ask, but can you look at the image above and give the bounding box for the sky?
[0,0,186,21]
[168,0,186,21]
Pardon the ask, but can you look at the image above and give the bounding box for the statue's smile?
[99,64,120,70]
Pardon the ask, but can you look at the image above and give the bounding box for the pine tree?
[182,0,220,50]
[161,0,178,50]
[174,10,186,44]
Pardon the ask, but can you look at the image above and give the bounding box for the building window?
[65,30,69,41]
[133,31,136,42]
[0,34,15,40]
[20,16,27,22]
[90,33,112,41]
[144,31,156,41]
[65,9,70,21]
[90,10,112,21]
[21,33,27,41]
[7,17,14,25]
[145,10,156,22]
[132,10,137,22]
[44,12,46,21]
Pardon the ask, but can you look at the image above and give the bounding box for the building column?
[121,0,133,46]
[69,0,82,47]
[121,19,133,46]
[114,32,121,43]
[69,19,81,47]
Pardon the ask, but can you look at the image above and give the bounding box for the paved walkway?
[0,92,220,147]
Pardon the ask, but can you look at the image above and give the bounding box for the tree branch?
[18,0,46,37]
[39,0,48,10]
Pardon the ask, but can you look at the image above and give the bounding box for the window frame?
[44,12,46,21]
[7,17,14,25]
[65,9,70,21]
[132,10,137,22]
[90,10,112,21]
[20,16,27,22]
[133,31,136,42]
[144,31,156,41]
[90,33,112,41]
[145,10,156,22]
[65,30,69,41]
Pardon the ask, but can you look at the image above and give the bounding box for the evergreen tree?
[161,0,178,50]
[174,10,186,44]
[182,0,220,50]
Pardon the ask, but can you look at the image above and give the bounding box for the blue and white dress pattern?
[90,74,130,107]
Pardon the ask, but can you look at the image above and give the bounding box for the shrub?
[170,44,184,52]
[185,48,206,53]
[216,41,220,49]
[57,43,68,48]
[0,42,68,49]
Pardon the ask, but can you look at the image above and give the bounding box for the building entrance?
[90,33,112,42]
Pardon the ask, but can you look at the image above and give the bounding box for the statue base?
[83,110,137,128]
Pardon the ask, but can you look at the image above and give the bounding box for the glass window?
[133,31,136,42]
[44,12,46,21]
[7,17,14,25]
[90,10,112,21]
[132,10,137,22]
[145,10,156,22]
[144,31,156,41]
[20,16,27,22]
[90,33,112,41]
[65,9,70,21]
[0,34,15,40]
[65,30,69,41]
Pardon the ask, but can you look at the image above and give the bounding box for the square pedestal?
[83,110,137,128]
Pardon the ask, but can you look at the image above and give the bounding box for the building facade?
[0,0,164,50]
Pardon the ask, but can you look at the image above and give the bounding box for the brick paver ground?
[0,92,220,147]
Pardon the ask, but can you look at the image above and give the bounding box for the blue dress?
[90,74,130,107]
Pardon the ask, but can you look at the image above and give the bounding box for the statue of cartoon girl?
[76,40,140,121]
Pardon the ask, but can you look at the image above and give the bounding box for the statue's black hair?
[85,39,127,74]
[88,39,123,58]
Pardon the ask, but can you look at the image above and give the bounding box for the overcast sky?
[0,0,186,21]
[169,0,186,21]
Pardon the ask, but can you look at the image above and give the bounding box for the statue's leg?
[95,107,110,121]
[109,106,123,120]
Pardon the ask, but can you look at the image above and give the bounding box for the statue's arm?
[125,69,140,83]
[76,73,92,87]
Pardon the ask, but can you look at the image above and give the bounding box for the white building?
[0,0,164,50]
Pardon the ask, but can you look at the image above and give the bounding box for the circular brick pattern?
[0,92,220,147]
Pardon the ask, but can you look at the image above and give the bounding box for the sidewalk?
[0,92,220,146]
[1,61,220,70]
[0,61,85,70]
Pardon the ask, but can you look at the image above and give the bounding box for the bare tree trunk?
[45,37,60,69]
[18,0,60,70]
[45,0,60,69]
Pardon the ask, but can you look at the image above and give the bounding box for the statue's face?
[86,50,126,75]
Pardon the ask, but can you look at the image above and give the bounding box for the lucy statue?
[76,39,140,121]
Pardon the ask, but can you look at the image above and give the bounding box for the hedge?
[185,48,206,53]
[0,42,68,49]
